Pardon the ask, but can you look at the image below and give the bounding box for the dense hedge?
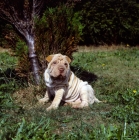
[1,0,139,46]
[76,0,139,45]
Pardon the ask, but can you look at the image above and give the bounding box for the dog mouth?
[51,75,66,80]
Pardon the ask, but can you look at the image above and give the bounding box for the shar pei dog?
[39,54,101,111]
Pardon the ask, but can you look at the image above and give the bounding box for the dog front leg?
[46,89,64,111]
[39,91,49,104]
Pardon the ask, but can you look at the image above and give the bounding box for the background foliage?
[77,0,139,45]
[1,0,139,47]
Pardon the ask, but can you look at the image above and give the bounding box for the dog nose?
[58,67,64,73]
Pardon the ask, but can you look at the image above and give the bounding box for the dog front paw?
[39,98,49,104]
[46,105,57,111]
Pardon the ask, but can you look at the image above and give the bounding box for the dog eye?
[53,61,57,64]
[64,63,68,66]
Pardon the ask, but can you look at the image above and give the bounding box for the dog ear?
[66,56,71,63]
[46,55,54,62]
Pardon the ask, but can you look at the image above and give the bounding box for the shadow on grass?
[0,65,98,84]
[71,65,98,83]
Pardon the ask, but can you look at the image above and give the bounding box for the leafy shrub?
[77,0,139,45]
[14,40,31,78]
[35,4,83,69]
[0,20,19,49]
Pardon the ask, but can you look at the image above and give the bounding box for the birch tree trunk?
[26,34,40,84]
[0,0,44,84]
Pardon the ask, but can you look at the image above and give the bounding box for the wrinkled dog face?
[46,54,71,80]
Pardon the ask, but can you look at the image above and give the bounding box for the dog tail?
[89,86,102,104]
[94,96,102,103]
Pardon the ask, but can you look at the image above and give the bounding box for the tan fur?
[39,54,101,111]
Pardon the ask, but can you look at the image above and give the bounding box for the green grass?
[0,47,139,139]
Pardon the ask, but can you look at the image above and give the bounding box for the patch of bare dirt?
[0,47,14,55]
[77,44,130,52]
[12,86,48,110]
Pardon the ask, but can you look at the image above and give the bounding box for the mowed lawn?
[0,47,139,139]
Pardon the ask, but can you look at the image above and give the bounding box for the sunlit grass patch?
[0,47,139,139]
